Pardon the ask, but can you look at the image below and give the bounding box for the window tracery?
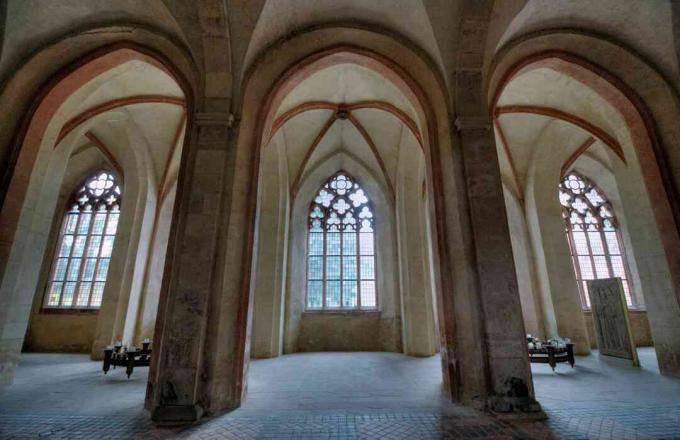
[44,171,122,309]
[307,172,377,310]
[559,171,635,308]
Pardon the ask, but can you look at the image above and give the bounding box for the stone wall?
[296,312,401,353]
[24,312,98,352]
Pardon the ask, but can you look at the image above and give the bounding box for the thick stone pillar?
[148,111,231,423]
[455,114,542,415]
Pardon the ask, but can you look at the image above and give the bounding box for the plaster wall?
[503,186,543,338]
[135,184,178,342]
[251,136,289,358]
[395,133,437,356]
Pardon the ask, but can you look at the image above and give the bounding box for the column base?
[151,404,204,425]
[487,395,546,420]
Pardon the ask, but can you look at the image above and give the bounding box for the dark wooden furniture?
[102,341,151,378]
[528,342,575,371]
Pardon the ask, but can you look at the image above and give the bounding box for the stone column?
[455,114,542,415]
[148,111,231,423]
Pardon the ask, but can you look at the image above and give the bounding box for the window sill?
[40,307,100,315]
[303,309,380,316]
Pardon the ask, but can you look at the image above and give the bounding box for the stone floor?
[0,349,678,439]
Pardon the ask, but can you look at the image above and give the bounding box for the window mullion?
[567,228,587,307]
[615,229,636,307]
[356,228,361,309]
[60,212,82,307]
[45,212,71,307]
[322,228,327,309]
[73,209,97,307]
[339,229,344,309]
[90,211,111,308]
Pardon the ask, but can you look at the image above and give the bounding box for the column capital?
[454,116,493,132]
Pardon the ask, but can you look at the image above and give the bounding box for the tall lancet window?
[307,172,377,310]
[44,171,122,309]
[559,171,635,308]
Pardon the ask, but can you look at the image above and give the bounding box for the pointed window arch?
[44,171,122,309]
[307,172,377,310]
[559,171,635,308]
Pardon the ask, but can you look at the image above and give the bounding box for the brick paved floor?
[1,349,679,439]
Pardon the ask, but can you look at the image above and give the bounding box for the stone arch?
[189,26,461,415]
[0,37,197,388]
[488,36,680,375]
[233,31,457,407]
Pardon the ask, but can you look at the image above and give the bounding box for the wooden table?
[528,343,574,371]
[103,342,151,378]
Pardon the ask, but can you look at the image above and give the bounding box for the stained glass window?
[44,171,122,309]
[559,172,636,308]
[307,172,377,310]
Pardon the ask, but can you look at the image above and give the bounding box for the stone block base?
[151,404,204,425]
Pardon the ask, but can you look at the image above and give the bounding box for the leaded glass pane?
[86,236,102,257]
[343,257,357,280]
[326,281,341,307]
[92,213,107,235]
[571,231,589,255]
[604,231,620,254]
[82,259,97,281]
[106,213,119,235]
[359,233,374,256]
[72,236,87,258]
[48,282,63,306]
[342,232,356,255]
[587,231,604,255]
[77,213,91,234]
[62,282,76,306]
[360,257,375,279]
[610,255,626,278]
[67,258,82,280]
[59,235,74,257]
[65,214,78,234]
[343,281,357,307]
[578,256,594,279]
[101,236,115,258]
[326,256,341,279]
[90,282,106,307]
[326,233,341,255]
[308,256,323,280]
[308,233,323,256]
[360,281,376,308]
[96,259,110,281]
[53,258,68,281]
[76,282,91,307]
[307,281,323,308]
